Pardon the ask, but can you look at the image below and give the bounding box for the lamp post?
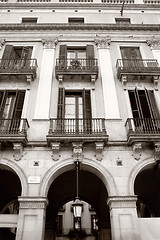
[72,160,83,231]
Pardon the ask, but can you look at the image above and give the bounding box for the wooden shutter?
[59,45,67,60]
[86,45,94,67]
[57,88,65,119]
[129,88,143,119]
[82,89,91,119]
[2,45,15,59]
[12,91,25,119]
[145,89,159,119]
[0,90,8,118]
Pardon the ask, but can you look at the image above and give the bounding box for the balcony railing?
[126,118,160,134]
[116,59,160,79]
[49,118,106,134]
[0,59,38,80]
[0,118,29,135]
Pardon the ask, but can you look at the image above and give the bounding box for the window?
[2,45,33,60]
[120,47,143,67]
[57,88,91,133]
[115,18,130,24]
[68,18,84,24]
[129,88,160,132]
[22,18,37,24]
[56,215,63,235]
[0,90,25,132]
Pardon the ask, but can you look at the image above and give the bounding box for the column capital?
[147,39,160,50]
[42,38,58,49]
[0,39,5,50]
[94,37,111,49]
[107,195,138,209]
[18,196,48,210]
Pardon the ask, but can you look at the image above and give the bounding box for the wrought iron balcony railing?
[125,118,160,134]
[0,59,38,80]
[56,58,98,72]
[0,118,29,135]
[116,59,160,79]
[48,118,106,135]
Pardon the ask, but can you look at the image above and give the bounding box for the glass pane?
[77,51,86,59]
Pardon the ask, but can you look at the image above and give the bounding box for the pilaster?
[147,39,160,66]
[107,196,140,240]
[95,37,120,119]
[16,197,48,240]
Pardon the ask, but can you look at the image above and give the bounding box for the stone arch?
[40,158,117,197]
[128,157,155,195]
[0,159,28,196]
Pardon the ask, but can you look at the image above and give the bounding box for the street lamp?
[72,160,83,231]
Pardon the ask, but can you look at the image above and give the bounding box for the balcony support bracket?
[91,75,96,82]
[95,141,104,161]
[72,142,83,161]
[132,143,142,160]
[57,75,63,82]
[153,76,159,90]
[13,142,23,161]
[121,75,127,89]
[154,143,160,161]
[26,75,33,83]
[51,142,61,161]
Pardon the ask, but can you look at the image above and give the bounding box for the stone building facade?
[0,0,160,239]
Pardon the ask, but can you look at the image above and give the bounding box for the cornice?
[0,23,160,32]
[0,3,160,10]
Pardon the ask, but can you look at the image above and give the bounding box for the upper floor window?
[115,18,130,24]
[2,45,33,60]
[68,18,84,24]
[120,47,141,59]
[22,18,37,24]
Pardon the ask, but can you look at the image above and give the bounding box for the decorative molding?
[1,24,160,32]
[13,142,23,161]
[147,39,160,50]
[72,142,83,161]
[154,143,160,161]
[26,74,33,82]
[153,75,159,90]
[95,141,104,161]
[107,195,138,209]
[0,39,5,50]
[91,74,96,82]
[121,75,127,89]
[42,38,58,49]
[132,143,142,160]
[57,74,63,82]
[94,37,111,49]
[18,197,48,210]
[51,142,60,161]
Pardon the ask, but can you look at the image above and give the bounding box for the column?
[34,39,58,119]
[16,197,48,240]
[107,196,140,240]
[95,38,120,119]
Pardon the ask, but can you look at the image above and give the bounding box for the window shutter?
[0,90,8,118]
[82,89,91,119]
[2,45,15,59]
[57,88,65,119]
[59,45,67,60]
[13,91,25,119]
[145,89,159,119]
[86,45,94,67]
[129,88,143,119]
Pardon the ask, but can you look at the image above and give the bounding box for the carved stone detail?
[0,39,5,50]
[154,143,160,161]
[42,38,58,49]
[107,195,138,209]
[91,75,96,82]
[13,142,23,161]
[121,75,127,89]
[18,197,48,210]
[26,75,32,82]
[58,75,63,82]
[147,39,160,50]
[153,76,159,90]
[132,143,142,160]
[51,142,60,161]
[72,142,83,161]
[95,141,104,161]
[94,38,111,49]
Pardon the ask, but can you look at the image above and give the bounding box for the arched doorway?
[0,165,21,240]
[45,168,111,240]
[134,162,160,218]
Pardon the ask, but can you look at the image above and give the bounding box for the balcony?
[55,58,98,82]
[0,59,38,82]
[116,59,160,87]
[0,118,29,148]
[125,118,160,144]
[47,118,108,144]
